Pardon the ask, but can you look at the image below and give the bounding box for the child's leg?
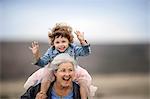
[35,79,51,99]
[24,68,45,89]
[79,80,89,99]
[41,65,55,92]
[74,65,92,99]
[36,67,54,99]
[40,78,51,93]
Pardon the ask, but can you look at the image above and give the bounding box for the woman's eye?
[60,69,65,72]
[69,69,73,72]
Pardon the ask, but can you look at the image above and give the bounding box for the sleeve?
[34,48,52,67]
[73,43,91,57]
[20,84,41,99]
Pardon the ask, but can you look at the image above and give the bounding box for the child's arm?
[74,31,91,56]
[29,41,52,67]
[75,31,88,45]
[29,41,41,60]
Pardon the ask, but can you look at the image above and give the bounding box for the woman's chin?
[60,84,69,88]
[61,82,71,88]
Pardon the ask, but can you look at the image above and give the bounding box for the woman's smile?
[62,76,71,81]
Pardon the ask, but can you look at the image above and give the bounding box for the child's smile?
[54,36,69,52]
[58,46,66,52]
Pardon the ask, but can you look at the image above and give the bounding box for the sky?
[0,0,149,44]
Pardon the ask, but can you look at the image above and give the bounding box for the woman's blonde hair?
[48,23,74,45]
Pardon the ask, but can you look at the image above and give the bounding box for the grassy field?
[0,73,149,99]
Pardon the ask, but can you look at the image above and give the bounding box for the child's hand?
[29,41,40,60]
[36,91,47,99]
[74,31,85,42]
[75,31,88,45]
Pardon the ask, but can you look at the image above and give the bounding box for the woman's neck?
[53,82,73,97]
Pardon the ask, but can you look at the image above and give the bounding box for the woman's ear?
[53,70,57,76]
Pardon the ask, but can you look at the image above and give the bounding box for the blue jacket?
[35,43,91,67]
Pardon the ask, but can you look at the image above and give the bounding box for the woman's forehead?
[58,62,74,69]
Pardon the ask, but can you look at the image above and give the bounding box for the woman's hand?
[35,91,47,99]
[29,41,40,60]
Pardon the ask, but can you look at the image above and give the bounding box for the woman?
[21,53,82,99]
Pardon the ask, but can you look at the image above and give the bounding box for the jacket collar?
[47,81,81,99]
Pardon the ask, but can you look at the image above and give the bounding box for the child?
[24,23,97,99]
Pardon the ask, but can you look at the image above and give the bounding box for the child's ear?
[48,38,51,45]
[48,29,52,37]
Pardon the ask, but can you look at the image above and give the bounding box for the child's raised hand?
[74,31,85,42]
[29,41,40,59]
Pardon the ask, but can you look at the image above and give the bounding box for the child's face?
[54,36,69,52]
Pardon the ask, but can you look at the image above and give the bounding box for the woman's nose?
[64,71,70,76]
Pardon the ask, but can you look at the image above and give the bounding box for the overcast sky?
[0,0,149,44]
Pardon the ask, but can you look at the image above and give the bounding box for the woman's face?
[55,62,75,87]
[53,36,69,52]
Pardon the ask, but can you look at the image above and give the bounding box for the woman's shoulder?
[20,83,41,99]
[73,82,80,88]
[72,82,81,99]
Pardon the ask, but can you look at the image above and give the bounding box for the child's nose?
[59,43,63,46]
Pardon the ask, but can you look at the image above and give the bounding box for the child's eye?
[55,41,59,44]
[62,40,66,43]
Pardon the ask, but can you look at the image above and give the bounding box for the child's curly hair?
[48,23,74,46]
